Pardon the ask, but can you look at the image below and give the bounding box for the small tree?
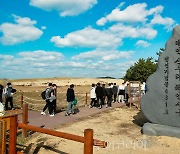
[123,57,157,83]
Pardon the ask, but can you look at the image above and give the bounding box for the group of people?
[0,81,147,117]
[41,83,75,117]
[0,82,16,110]
[41,83,57,117]
[90,82,130,109]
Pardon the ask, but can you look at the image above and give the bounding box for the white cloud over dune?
[51,27,122,48]
[30,0,97,17]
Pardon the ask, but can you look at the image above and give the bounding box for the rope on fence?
[23,100,44,106]
[23,95,44,102]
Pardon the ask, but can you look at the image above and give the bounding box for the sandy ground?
[2,78,180,154]
[11,78,124,87]
[24,107,180,154]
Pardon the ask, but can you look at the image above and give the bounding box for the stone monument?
[141,25,180,138]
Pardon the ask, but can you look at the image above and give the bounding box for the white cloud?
[150,14,175,31]
[135,40,151,48]
[0,54,14,60]
[0,15,43,45]
[72,49,134,61]
[96,3,164,26]
[102,51,133,60]
[19,50,64,61]
[109,23,157,39]
[51,27,122,48]
[30,0,97,17]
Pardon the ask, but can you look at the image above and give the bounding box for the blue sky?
[0,0,179,79]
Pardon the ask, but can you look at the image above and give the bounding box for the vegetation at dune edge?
[123,48,164,83]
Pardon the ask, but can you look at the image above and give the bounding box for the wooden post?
[22,103,28,138]
[20,94,23,108]
[9,116,18,154]
[85,93,88,106]
[84,129,93,154]
[0,120,7,154]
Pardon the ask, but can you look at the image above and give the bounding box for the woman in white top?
[90,83,96,108]
[118,83,125,103]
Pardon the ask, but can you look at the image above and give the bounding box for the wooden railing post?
[0,120,7,154]
[22,103,28,138]
[84,129,93,154]
[20,94,23,108]
[85,92,88,106]
[9,116,18,154]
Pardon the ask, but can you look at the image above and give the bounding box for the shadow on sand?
[132,111,150,127]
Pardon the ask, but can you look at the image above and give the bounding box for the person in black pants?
[4,82,15,110]
[113,83,118,103]
[41,83,54,116]
[106,83,113,108]
[0,84,3,103]
[52,84,57,114]
[90,83,96,108]
[95,82,104,109]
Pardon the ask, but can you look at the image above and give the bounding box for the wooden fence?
[19,92,89,111]
[0,104,107,154]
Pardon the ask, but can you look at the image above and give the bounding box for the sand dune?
[11,78,124,86]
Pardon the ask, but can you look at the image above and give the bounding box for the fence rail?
[0,103,107,154]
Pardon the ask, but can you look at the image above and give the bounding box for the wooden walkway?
[18,103,125,129]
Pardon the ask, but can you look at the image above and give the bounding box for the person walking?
[41,83,54,117]
[124,83,129,104]
[0,84,3,103]
[95,82,104,109]
[52,84,57,114]
[90,83,96,108]
[3,82,16,110]
[106,83,113,108]
[113,83,118,103]
[102,84,106,106]
[65,84,75,116]
[118,82,125,103]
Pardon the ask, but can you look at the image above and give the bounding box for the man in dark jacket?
[113,83,118,103]
[4,82,16,110]
[0,84,3,103]
[95,82,104,109]
[106,83,113,107]
[65,84,75,116]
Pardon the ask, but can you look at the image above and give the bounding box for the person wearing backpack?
[106,83,113,108]
[41,83,54,117]
[4,82,15,110]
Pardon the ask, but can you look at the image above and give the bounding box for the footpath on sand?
[18,103,125,129]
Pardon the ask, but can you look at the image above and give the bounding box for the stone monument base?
[142,123,180,138]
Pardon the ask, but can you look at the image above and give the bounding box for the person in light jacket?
[90,83,96,108]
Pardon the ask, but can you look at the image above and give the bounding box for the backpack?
[41,91,46,100]
[41,88,51,100]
